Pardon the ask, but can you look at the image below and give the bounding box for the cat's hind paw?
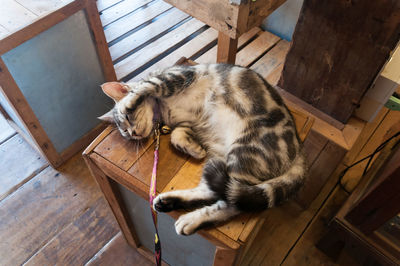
[175,213,202,235]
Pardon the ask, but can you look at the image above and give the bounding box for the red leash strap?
[149,125,162,266]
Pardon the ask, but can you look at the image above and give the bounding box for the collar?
[152,98,161,124]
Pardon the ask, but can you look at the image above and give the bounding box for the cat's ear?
[98,109,114,123]
[101,82,128,102]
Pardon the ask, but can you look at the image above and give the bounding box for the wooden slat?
[0,154,102,266]
[161,158,252,242]
[0,0,37,33]
[240,163,345,265]
[14,0,73,16]
[0,135,47,200]
[104,0,172,43]
[128,135,188,192]
[0,112,15,144]
[251,39,290,82]
[115,18,205,80]
[0,25,10,39]
[302,130,328,166]
[196,27,261,64]
[343,107,389,165]
[235,30,280,67]
[24,197,119,266]
[93,129,153,171]
[297,140,347,208]
[100,0,153,26]
[97,0,122,12]
[341,109,400,191]
[110,7,189,60]
[282,187,350,266]
[86,232,153,266]
[130,27,218,82]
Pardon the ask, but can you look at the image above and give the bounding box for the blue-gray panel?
[117,184,216,266]
[1,10,113,153]
[262,0,303,41]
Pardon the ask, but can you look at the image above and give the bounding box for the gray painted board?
[118,184,216,266]
[1,10,113,153]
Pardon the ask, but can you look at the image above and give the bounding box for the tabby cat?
[99,64,307,235]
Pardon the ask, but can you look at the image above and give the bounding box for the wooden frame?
[163,0,286,64]
[317,134,400,265]
[0,0,116,167]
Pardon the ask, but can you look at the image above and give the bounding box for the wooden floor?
[0,0,365,265]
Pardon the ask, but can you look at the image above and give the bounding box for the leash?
[149,122,162,266]
[149,99,170,266]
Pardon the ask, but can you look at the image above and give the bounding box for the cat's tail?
[228,153,307,212]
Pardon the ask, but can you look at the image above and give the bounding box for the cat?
[99,64,307,236]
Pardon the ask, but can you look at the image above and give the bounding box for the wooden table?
[163,0,286,64]
[83,102,314,265]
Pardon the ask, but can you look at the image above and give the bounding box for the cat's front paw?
[153,194,182,212]
[175,213,201,235]
[171,129,207,159]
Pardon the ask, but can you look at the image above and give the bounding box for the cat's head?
[99,82,154,140]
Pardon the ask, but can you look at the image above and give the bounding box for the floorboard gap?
[112,16,193,65]
[120,25,209,82]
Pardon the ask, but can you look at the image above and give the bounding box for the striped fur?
[100,64,307,235]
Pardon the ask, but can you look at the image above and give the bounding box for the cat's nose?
[127,128,138,137]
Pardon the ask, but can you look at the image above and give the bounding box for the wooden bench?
[83,61,315,264]
[164,0,286,64]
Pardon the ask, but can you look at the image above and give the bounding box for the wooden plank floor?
[0,0,363,265]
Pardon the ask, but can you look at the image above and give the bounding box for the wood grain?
[235,30,280,67]
[24,197,119,266]
[94,129,153,171]
[196,27,261,64]
[341,109,400,192]
[279,0,400,123]
[128,135,189,192]
[0,135,48,201]
[216,32,238,64]
[251,40,290,81]
[0,111,16,144]
[213,247,237,266]
[163,0,240,38]
[84,156,141,248]
[86,232,153,266]
[0,0,37,33]
[15,0,73,16]
[282,187,350,266]
[297,140,347,208]
[115,19,205,80]
[131,27,218,82]
[0,154,102,266]
[110,7,189,61]
[97,0,122,12]
[104,0,172,43]
[100,0,153,26]
[0,0,84,54]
